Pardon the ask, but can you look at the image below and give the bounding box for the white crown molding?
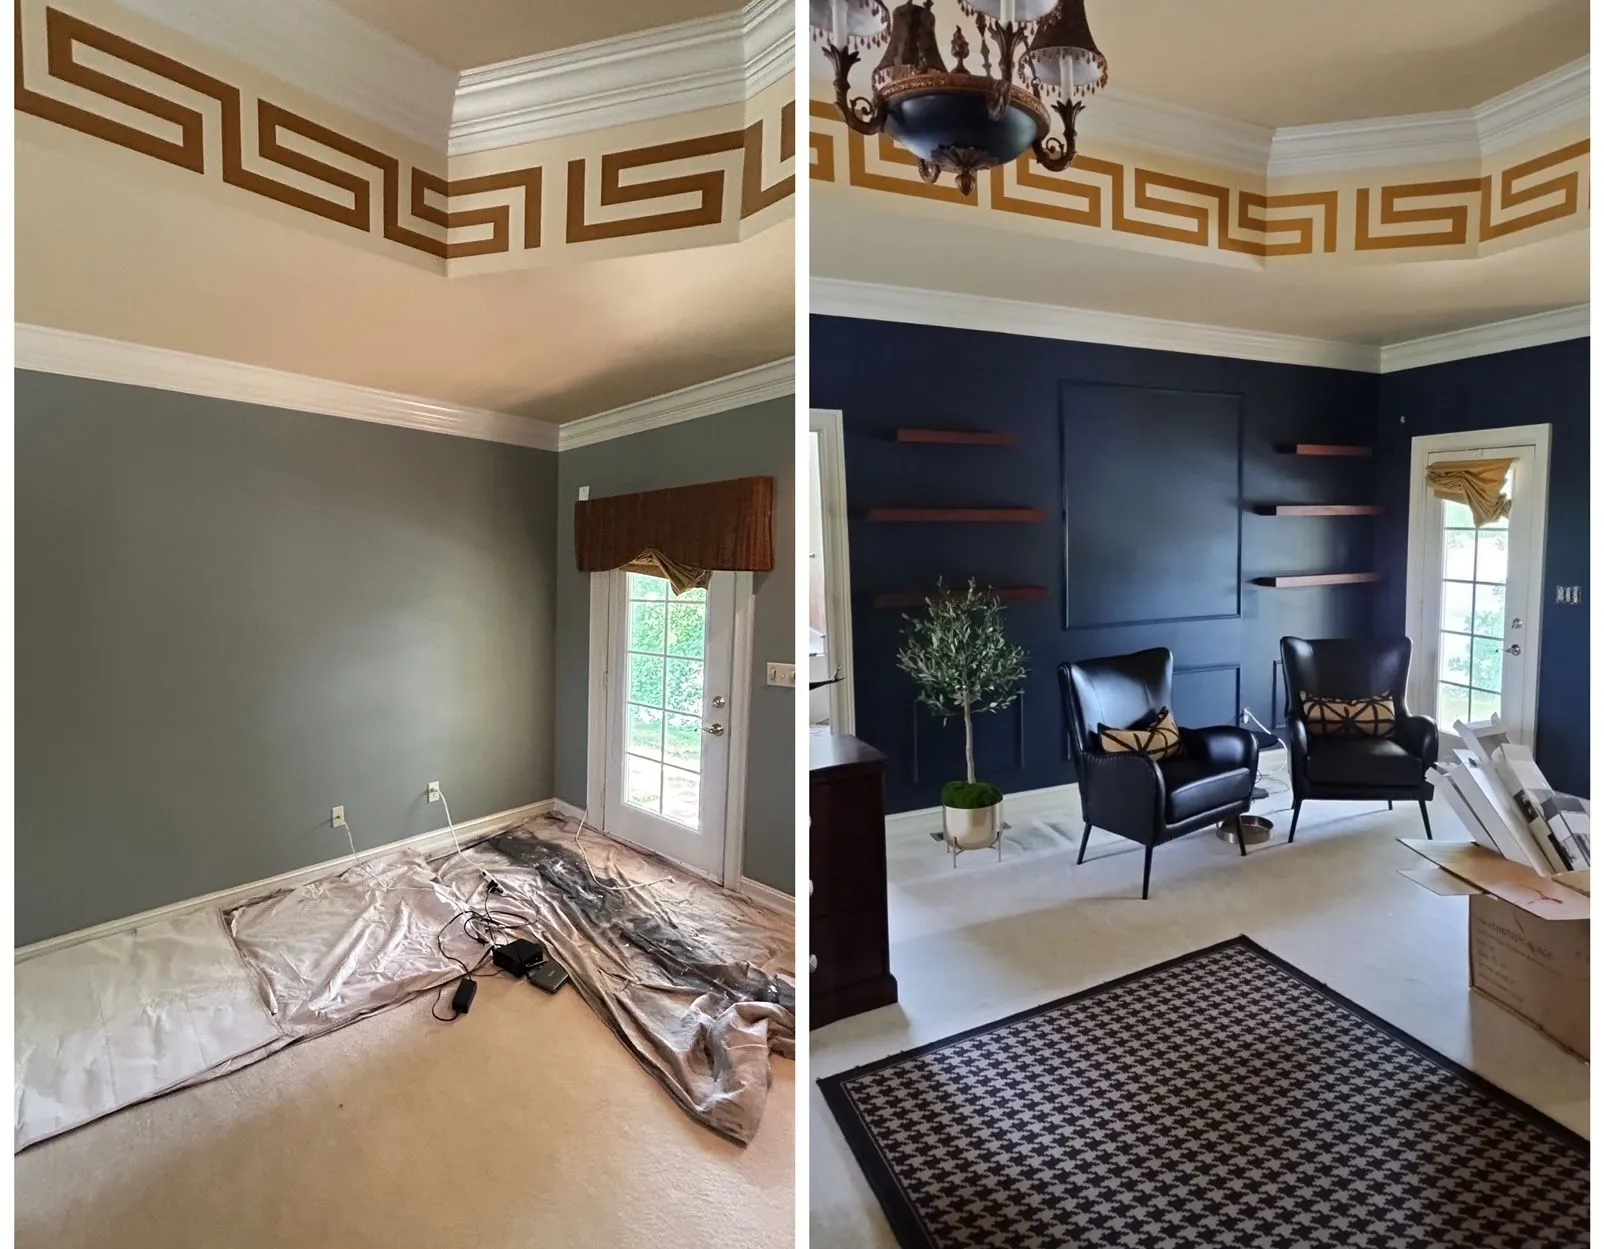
[1268,55,1589,176]
[108,0,458,149]
[15,799,555,961]
[1475,57,1590,154]
[812,278,1383,373]
[15,324,560,451]
[1377,305,1590,373]
[1076,90,1274,174]
[449,0,793,155]
[557,357,796,451]
[814,278,1591,375]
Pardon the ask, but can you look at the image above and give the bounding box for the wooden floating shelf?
[1274,444,1373,458]
[865,508,1047,523]
[873,586,1050,609]
[1251,504,1384,517]
[1252,572,1383,588]
[896,428,1019,447]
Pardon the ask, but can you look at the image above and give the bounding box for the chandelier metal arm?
[822,43,888,136]
[985,20,1031,121]
[1031,98,1084,171]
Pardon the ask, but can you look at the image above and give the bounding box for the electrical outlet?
[331,805,346,828]
[766,662,796,688]
[427,781,441,803]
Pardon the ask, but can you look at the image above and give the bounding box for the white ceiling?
[325,0,741,70]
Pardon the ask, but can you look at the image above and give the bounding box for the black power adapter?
[491,938,545,977]
[450,977,477,1016]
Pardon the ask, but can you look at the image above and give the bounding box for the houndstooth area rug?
[819,937,1589,1249]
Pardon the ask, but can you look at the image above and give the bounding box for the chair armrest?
[1394,714,1439,767]
[1080,749,1165,840]
[1179,725,1259,773]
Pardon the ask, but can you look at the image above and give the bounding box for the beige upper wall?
[326,0,741,70]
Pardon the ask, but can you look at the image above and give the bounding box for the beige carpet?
[15,969,795,1249]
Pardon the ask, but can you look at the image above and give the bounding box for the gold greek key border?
[16,4,795,262]
[811,101,1586,258]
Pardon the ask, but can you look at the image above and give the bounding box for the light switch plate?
[766,662,795,688]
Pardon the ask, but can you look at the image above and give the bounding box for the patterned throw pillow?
[1299,692,1396,738]
[1098,707,1183,760]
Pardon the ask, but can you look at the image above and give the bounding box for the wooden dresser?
[810,733,897,1028]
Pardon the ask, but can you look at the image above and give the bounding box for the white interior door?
[601,570,735,877]
[1410,439,1547,746]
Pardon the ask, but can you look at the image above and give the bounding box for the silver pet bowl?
[1217,814,1273,846]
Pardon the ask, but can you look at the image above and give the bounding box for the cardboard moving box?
[1399,839,1590,1061]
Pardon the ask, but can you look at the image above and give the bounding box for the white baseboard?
[738,876,795,914]
[15,799,554,962]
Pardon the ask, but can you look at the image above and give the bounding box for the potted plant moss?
[896,580,1029,851]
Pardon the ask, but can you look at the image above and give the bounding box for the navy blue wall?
[813,316,1384,814]
[1375,338,1590,796]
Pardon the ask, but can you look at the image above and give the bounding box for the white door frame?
[810,409,856,735]
[1403,423,1550,741]
[584,570,755,888]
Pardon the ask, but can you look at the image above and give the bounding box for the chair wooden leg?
[1419,800,1432,839]
[1288,801,1302,844]
[1077,822,1092,866]
[1141,846,1154,900]
[1236,814,1248,857]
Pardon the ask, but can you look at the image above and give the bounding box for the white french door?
[1408,430,1549,747]
[599,569,739,878]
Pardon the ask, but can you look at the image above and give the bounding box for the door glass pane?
[628,573,667,600]
[620,572,707,825]
[665,602,706,657]
[628,601,666,652]
[1476,529,1508,584]
[663,712,701,769]
[662,766,700,827]
[1442,528,1476,580]
[1472,582,1505,638]
[1439,633,1471,687]
[1442,499,1475,528]
[1441,582,1473,634]
[627,704,664,760]
[1437,682,1470,729]
[627,653,664,706]
[664,657,704,715]
[1469,687,1502,722]
[626,756,662,809]
[1471,637,1503,697]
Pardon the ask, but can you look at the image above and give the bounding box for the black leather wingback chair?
[1280,637,1438,840]
[1058,648,1259,899]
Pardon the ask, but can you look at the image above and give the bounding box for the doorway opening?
[809,409,855,735]
[1404,425,1550,748]
[585,568,753,884]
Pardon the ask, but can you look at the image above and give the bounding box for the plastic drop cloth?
[14,909,283,1151]
[436,815,795,1145]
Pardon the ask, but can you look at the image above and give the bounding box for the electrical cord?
[570,807,676,894]
[429,877,537,1022]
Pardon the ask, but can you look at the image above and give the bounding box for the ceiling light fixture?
[812,0,1107,196]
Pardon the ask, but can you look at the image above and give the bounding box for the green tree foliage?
[896,580,1028,786]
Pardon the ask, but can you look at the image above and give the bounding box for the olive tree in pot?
[896,580,1029,850]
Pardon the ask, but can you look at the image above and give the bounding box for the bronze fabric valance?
[1426,458,1514,528]
[574,475,774,594]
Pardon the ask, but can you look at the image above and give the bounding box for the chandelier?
[811,0,1107,196]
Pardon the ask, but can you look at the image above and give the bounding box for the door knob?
[704,722,725,736]
[1506,643,1522,656]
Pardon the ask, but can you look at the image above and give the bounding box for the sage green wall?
[16,370,558,944]
[554,398,796,895]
